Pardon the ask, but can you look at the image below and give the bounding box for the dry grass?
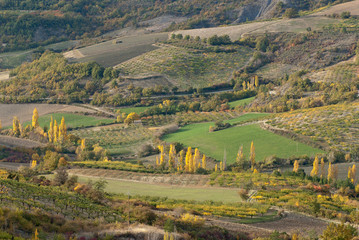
[313,0,359,16]
[173,16,338,40]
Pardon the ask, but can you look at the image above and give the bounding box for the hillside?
[0,0,345,53]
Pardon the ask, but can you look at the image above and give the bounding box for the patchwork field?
[163,114,324,163]
[0,104,95,127]
[65,32,168,67]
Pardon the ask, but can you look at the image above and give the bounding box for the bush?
[283,8,298,18]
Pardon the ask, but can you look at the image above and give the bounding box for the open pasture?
[229,97,256,108]
[73,174,242,203]
[163,114,323,163]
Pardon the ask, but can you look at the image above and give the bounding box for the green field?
[23,113,114,129]
[229,97,255,108]
[74,175,242,203]
[118,106,150,115]
[162,114,324,163]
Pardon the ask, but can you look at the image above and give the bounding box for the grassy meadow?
[118,106,150,115]
[229,97,255,108]
[22,113,114,129]
[163,114,324,163]
[74,175,242,203]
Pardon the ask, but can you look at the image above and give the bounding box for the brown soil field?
[313,0,359,16]
[68,168,209,186]
[0,135,45,148]
[0,104,95,127]
[173,16,338,40]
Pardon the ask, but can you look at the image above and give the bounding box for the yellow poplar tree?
[32,107,39,128]
[53,120,58,143]
[215,164,218,172]
[250,141,255,171]
[48,116,54,143]
[310,156,319,177]
[185,147,192,172]
[31,160,37,169]
[193,148,200,172]
[293,160,299,173]
[202,154,206,170]
[80,139,86,151]
[12,116,20,137]
[348,164,356,183]
[168,144,176,169]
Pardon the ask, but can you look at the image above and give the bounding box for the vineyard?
[269,102,359,152]
[0,179,120,222]
[72,160,154,173]
[116,44,253,89]
[71,125,153,155]
[307,61,359,83]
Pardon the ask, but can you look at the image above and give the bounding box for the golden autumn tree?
[168,144,176,169]
[53,120,58,143]
[185,147,192,173]
[293,160,299,173]
[202,154,206,170]
[12,116,21,137]
[348,164,356,183]
[32,107,39,128]
[48,116,54,143]
[250,141,255,171]
[310,156,319,177]
[124,112,140,125]
[193,148,200,172]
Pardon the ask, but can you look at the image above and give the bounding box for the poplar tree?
[348,164,356,183]
[310,156,319,177]
[32,107,39,128]
[202,154,206,170]
[53,120,58,143]
[293,160,299,173]
[250,141,255,171]
[48,116,54,143]
[193,148,200,172]
[12,116,20,137]
[185,147,192,172]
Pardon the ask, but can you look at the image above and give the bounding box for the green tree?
[321,223,357,240]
